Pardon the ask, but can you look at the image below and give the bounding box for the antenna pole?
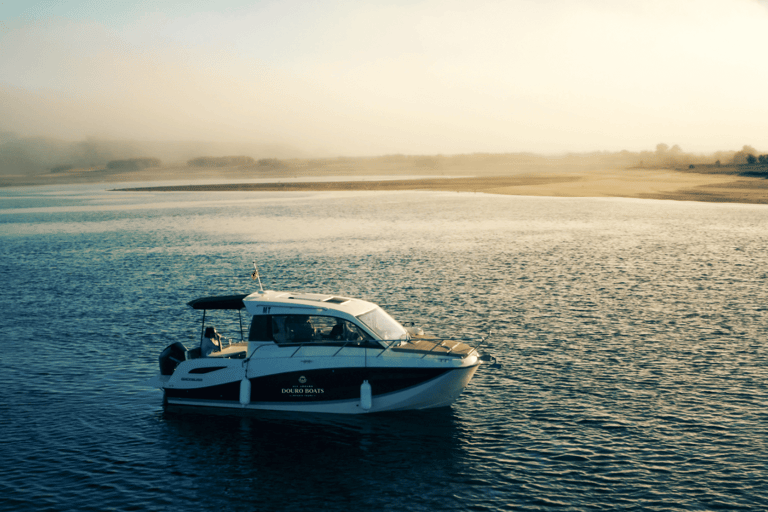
[251,260,264,291]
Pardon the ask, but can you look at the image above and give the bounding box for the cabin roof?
[186,290,379,317]
[242,290,378,317]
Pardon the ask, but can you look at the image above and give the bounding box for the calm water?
[1,183,767,511]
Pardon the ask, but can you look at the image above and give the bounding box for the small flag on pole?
[251,261,264,291]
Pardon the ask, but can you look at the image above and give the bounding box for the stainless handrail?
[242,334,490,360]
[242,339,380,358]
[377,335,486,358]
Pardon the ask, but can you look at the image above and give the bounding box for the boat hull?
[162,364,480,414]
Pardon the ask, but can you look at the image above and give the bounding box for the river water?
[1,183,767,511]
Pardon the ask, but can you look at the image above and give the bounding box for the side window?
[311,316,341,339]
[287,315,315,342]
[266,315,374,344]
[271,315,316,344]
[344,322,371,342]
[321,318,372,342]
[248,315,273,341]
[272,316,288,344]
[309,317,371,342]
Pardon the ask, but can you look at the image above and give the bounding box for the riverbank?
[115,169,768,204]
[4,157,768,204]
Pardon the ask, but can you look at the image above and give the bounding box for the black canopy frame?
[188,294,249,345]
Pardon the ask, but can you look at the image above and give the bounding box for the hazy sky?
[1,0,767,156]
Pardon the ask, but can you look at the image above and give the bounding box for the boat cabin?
[186,290,410,359]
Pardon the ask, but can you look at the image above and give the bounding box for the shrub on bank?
[257,158,284,168]
[187,156,255,167]
[106,158,161,170]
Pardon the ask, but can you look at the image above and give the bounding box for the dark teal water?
[1,183,767,511]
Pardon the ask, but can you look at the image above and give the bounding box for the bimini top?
[187,294,249,310]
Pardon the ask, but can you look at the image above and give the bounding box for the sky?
[1,0,767,156]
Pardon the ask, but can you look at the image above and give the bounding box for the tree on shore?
[106,158,161,170]
[732,145,758,165]
[188,156,255,167]
[257,158,284,168]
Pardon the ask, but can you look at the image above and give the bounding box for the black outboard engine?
[159,342,188,375]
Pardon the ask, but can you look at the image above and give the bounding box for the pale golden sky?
[1,0,767,156]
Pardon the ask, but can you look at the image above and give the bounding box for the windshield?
[357,307,408,341]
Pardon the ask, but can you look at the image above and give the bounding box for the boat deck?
[208,342,248,358]
[392,338,475,357]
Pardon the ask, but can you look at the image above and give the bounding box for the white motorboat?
[150,287,498,414]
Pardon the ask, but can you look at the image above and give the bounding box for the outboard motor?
[159,342,188,375]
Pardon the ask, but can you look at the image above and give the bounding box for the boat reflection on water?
[158,404,468,501]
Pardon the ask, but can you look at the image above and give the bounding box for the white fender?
[239,378,251,406]
[360,380,372,411]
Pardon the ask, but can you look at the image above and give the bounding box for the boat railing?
[242,334,496,364]
[377,335,487,359]
[243,339,385,360]
[289,339,382,358]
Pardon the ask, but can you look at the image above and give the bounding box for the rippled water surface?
[1,183,767,511]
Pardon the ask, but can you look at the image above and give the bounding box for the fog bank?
[2,0,768,157]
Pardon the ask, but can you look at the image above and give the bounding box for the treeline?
[0,131,298,177]
[628,144,768,169]
[185,156,287,168]
[106,158,161,170]
[187,156,255,167]
[746,154,768,165]
[256,158,284,168]
[0,132,129,175]
[2,127,766,179]
[728,145,767,166]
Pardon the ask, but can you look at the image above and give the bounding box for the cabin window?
[255,315,373,345]
[308,316,371,342]
[357,307,408,341]
[248,315,273,341]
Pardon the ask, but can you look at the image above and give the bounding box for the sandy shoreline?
[115,169,768,204]
[4,160,767,204]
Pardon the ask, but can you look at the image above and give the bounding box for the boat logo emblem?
[298,375,307,384]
